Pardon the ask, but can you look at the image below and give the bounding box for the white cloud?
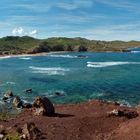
[12,27,38,37]
[29,29,37,35]
[12,27,24,36]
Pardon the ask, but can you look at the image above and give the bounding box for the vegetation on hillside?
[0,36,140,55]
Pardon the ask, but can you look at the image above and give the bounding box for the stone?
[33,96,55,116]
[21,122,41,140]
[108,107,139,119]
[25,88,33,93]
[12,96,23,108]
[3,90,13,100]
[77,55,87,58]
[118,108,139,119]
[23,103,32,109]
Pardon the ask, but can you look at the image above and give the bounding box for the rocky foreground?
[0,95,140,140]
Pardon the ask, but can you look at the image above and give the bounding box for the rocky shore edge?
[0,90,140,139]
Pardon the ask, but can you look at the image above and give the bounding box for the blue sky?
[0,0,140,40]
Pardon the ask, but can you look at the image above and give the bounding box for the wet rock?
[12,96,23,108]
[21,122,41,140]
[33,96,55,116]
[77,55,87,58]
[54,92,61,96]
[23,103,32,109]
[54,92,65,97]
[25,88,33,93]
[3,90,13,101]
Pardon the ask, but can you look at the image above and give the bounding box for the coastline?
[0,51,69,59]
[0,99,139,140]
[0,46,136,59]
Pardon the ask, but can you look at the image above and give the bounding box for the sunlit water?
[0,48,140,106]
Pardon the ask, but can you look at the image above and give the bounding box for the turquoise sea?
[0,48,140,106]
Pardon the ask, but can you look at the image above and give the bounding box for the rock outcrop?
[109,107,139,119]
[32,96,55,116]
[3,90,13,100]
[12,96,23,108]
[21,122,41,140]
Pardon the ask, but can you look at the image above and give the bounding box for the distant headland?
[0,36,140,55]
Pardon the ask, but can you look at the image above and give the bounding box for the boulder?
[12,96,23,108]
[21,122,41,140]
[3,90,13,100]
[32,96,55,116]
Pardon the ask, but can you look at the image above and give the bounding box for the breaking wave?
[49,54,77,58]
[0,56,11,59]
[29,66,70,75]
[87,61,140,68]
[19,57,31,60]
[131,51,140,53]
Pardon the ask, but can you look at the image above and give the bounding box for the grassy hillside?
[0,36,140,55]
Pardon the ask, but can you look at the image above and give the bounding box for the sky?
[0,0,140,41]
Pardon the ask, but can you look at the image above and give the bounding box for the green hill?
[0,36,140,55]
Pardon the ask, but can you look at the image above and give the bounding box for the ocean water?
[0,49,140,106]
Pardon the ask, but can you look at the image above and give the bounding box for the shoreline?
[0,51,69,59]
[0,99,139,140]
[0,48,134,59]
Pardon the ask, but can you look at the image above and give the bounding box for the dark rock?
[77,55,87,58]
[21,122,41,140]
[33,96,55,116]
[78,46,87,52]
[108,108,139,119]
[114,102,120,106]
[3,90,13,100]
[55,92,61,96]
[121,49,131,52]
[12,96,23,108]
[118,108,139,119]
[23,103,32,109]
[25,88,33,93]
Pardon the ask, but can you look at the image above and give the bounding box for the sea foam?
[29,66,70,75]
[0,56,11,59]
[87,61,140,68]
[19,57,31,60]
[49,54,77,58]
[131,51,140,53]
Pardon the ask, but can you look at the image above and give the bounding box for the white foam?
[117,100,131,107]
[29,66,69,75]
[6,82,16,85]
[87,61,140,68]
[19,57,31,60]
[0,56,11,59]
[131,51,140,53]
[0,81,16,86]
[49,54,77,58]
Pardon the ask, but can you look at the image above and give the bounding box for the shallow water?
[0,49,140,106]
